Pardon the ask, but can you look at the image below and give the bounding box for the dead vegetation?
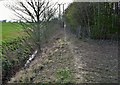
[8,29,118,83]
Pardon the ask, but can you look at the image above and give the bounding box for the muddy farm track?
[8,29,118,84]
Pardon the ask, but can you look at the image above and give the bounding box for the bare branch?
[6,0,57,51]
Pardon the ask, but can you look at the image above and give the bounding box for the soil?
[8,28,118,83]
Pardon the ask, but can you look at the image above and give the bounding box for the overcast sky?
[0,0,73,21]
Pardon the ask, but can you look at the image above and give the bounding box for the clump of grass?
[56,68,72,83]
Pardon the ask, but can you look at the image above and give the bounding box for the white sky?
[0,0,73,21]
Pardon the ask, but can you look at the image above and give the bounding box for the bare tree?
[6,0,57,51]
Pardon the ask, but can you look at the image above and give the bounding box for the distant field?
[0,22,25,41]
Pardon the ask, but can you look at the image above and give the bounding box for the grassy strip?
[1,22,25,42]
[2,37,33,84]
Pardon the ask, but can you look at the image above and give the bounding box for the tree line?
[65,2,120,40]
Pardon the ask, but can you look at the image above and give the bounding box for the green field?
[0,22,24,41]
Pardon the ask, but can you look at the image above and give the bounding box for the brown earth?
[8,28,118,83]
